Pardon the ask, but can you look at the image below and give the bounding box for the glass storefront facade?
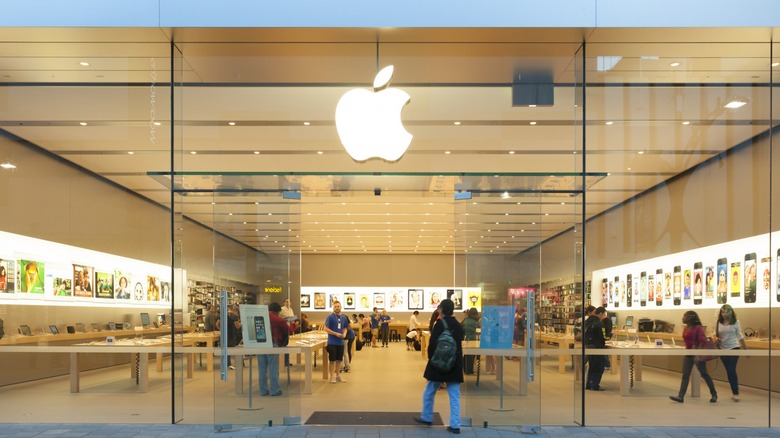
[0,25,777,429]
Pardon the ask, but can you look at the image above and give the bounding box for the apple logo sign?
[335,65,412,162]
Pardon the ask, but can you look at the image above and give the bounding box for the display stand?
[238,355,261,412]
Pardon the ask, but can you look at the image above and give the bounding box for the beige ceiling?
[0,27,777,255]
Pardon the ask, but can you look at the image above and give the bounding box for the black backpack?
[429,318,457,372]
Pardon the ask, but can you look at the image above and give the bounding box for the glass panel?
[172,42,185,424]
[0,36,174,423]
[771,41,780,427]
[584,41,773,426]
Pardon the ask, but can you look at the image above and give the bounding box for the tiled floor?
[1,424,779,437]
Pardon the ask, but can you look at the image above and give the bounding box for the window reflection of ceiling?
[0,27,777,255]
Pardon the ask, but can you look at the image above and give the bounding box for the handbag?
[699,323,718,361]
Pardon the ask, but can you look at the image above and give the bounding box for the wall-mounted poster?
[147,276,160,301]
[329,293,341,308]
[408,289,423,310]
[160,281,171,302]
[95,271,114,299]
[133,280,145,301]
[429,290,442,308]
[19,259,45,294]
[73,265,93,298]
[447,289,463,310]
[359,294,371,309]
[114,272,132,300]
[343,292,355,309]
[52,276,72,297]
[467,290,482,309]
[300,294,311,309]
[0,259,13,293]
[373,292,385,309]
[314,292,326,309]
[388,290,405,310]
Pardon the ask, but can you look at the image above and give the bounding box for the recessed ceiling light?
[509,151,515,155]
[772,62,780,67]
[79,61,90,67]
[228,122,236,126]
[453,121,461,126]
[153,122,161,126]
[670,62,681,67]
[254,151,260,154]
[303,121,310,126]
[605,121,614,125]
[529,121,537,125]
[682,121,690,125]
[444,151,451,154]
[638,151,645,155]
[317,151,323,155]
[528,105,536,108]
[127,151,134,155]
[724,100,747,109]
[190,151,197,155]
[79,122,87,126]
[0,162,16,169]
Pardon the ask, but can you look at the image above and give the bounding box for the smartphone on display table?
[744,253,756,303]
[693,262,703,305]
[626,274,633,307]
[254,316,267,343]
[730,261,741,298]
[656,269,664,306]
[717,258,728,304]
[673,266,681,305]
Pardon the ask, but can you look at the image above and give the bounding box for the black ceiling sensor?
[374,188,381,196]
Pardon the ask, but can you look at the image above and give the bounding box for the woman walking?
[669,310,718,403]
[715,304,747,401]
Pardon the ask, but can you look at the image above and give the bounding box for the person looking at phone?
[257,302,287,396]
[669,311,718,403]
[324,301,349,383]
[714,304,747,401]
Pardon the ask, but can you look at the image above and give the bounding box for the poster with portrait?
[428,289,442,309]
[94,271,114,299]
[147,276,161,302]
[160,281,171,303]
[52,276,72,298]
[329,293,341,309]
[300,293,311,309]
[133,278,146,301]
[388,290,405,310]
[343,292,355,309]
[358,294,371,310]
[19,259,45,294]
[0,259,15,293]
[373,292,385,309]
[72,264,93,298]
[447,289,463,310]
[114,271,132,300]
[408,289,423,310]
[313,292,326,309]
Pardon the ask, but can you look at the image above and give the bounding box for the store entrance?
[174,172,590,428]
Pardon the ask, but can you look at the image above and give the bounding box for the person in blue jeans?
[414,298,464,434]
[257,302,288,396]
[715,304,747,401]
[379,309,392,347]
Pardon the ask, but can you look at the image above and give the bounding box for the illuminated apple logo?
[335,65,412,162]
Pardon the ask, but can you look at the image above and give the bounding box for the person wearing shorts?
[324,301,348,383]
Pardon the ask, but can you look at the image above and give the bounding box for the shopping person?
[414,298,464,434]
[715,304,748,401]
[257,302,287,396]
[669,310,718,403]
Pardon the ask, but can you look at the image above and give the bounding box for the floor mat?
[305,411,444,426]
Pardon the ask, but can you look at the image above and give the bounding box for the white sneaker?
[732,394,740,401]
[336,376,346,383]
[330,377,337,384]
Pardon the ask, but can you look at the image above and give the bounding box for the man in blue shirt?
[379,309,392,347]
[369,307,380,348]
[324,301,349,383]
